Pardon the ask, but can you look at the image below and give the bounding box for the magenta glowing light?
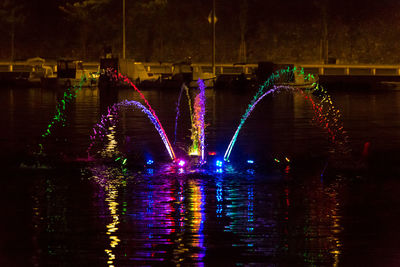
[189,79,206,162]
[197,79,206,162]
[178,160,186,167]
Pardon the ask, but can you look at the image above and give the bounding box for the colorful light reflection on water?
[4,76,400,266]
[188,179,206,262]
[104,184,120,267]
[27,68,348,265]
[81,157,345,266]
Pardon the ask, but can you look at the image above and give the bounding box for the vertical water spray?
[174,83,193,144]
[184,84,194,126]
[189,79,206,162]
[198,79,206,162]
[174,84,185,144]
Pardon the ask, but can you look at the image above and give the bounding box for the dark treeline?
[1,0,400,64]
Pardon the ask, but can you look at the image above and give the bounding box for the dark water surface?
[1,84,400,266]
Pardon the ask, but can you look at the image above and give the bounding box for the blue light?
[178,160,186,167]
[246,169,255,175]
[216,168,223,173]
[247,160,254,164]
[146,159,154,165]
[216,160,223,167]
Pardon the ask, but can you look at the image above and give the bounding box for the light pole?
[212,0,215,75]
[122,0,126,59]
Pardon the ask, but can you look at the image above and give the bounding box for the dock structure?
[0,62,32,73]
[3,60,400,87]
[0,60,99,86]
[295,63,400,86]
[0,61,39,84]
[144,62,257,76]
[298,64,400,77]
[145,62,400,82]
[3,61,400,77]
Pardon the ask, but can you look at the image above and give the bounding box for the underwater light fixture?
[146,159,154,165]
[216,160,223,167]
[178,160,186,167]
[247,160,254,164]
[247,169,255,175]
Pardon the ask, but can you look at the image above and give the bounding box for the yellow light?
[104,184,120,266]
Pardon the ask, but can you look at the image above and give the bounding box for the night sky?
[0,0,399,63]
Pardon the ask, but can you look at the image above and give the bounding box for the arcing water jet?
[88,100,176,161]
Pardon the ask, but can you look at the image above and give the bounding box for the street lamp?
[208,0,217,75]
[122,0,126,59]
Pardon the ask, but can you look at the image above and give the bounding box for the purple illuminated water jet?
[107,69,176,161]
[88,100,176,161]
[189,79,206,163]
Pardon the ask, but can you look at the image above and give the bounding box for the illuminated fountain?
[37,67,350,173]
[28,67,354,267]
[222,67,349,162]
